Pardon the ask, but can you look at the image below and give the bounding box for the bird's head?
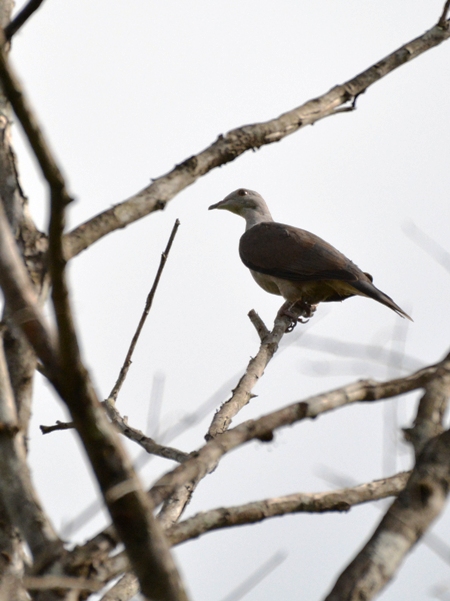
[209,188,273,228]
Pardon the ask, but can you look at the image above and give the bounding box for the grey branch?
[63,18,450,260]
[24,575,102,593]
[325,429,450,601]
[150,351,450,508]
[0,319,62,567]
[404,363,450,456]
[90,472,409,598]
[167,472,410,547]
[104,398,189,463]
[207,304,308,439]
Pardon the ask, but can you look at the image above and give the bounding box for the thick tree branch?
[325,429,450,601]
[150,351,450,508]
[64,19,450,260]
[0,37,189,601]
[89,471,410,597]
[0,323,61,566]
[404,362,450,456]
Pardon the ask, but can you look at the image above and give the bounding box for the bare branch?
[158,485,194,529]
[24,575,102,592]
[150,351,450,508]
[403,361,450,456]
[63,20,450,259]
[438,0,450,28]
[0,30,71,208]
[325,430,450,601]
[207,304,308,439]
[61,376,238,537]
[167,472,410,546]
[100,572,138,601]
[93,472,409,597]
[108,219,180,402]
[4,0,47,40]
[104,398,189,463]
[0,202,57,371]
[247,309,270,341]
[39,420,74,434]
[0,323,61,566]
[0,39,189,601]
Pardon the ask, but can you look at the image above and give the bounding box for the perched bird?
[209,188,411,323]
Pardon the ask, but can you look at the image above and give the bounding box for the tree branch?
[0,322,62,567]
[150,351,450,508]
[166,472,410,547]
[0,33,189,601]
[104,398,189,463]
[207,304,310,439]
[64,19,450,260]
[4,0,47,40]
[325,429,450,601]
[438,0,450,28]
[108,219,180,402]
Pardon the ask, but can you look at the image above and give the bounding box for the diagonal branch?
[207,305,307,439]
[438,0,450,27]
[166,472,410,546]
[0,32,189,601]
[324,429,450,601]
[64,18,450,260]
[149,351,450,508]
[108,219,180,402]
[4,0,47,40]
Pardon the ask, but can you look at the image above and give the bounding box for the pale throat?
[242,208,273,230]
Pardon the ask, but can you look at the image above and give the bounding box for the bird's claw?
[279,302,316,332]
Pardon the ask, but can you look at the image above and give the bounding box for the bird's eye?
[237,189,248,196]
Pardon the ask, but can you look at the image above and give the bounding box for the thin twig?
[4,0,47,40]
[438,0,450,28]
[103,398,189,463]
[248,309,269,341]
[40,420,74,434]
[108,219,180,402]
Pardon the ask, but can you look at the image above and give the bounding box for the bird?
[209,188,412,325]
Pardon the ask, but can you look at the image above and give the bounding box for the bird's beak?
[208,200,225,210]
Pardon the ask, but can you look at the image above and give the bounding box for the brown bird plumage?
[209,188,412,321]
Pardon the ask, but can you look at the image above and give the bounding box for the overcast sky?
[8,1,450,600]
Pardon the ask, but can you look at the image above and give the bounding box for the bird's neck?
[243,208,274,230]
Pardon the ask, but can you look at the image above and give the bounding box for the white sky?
[8,1,450,600]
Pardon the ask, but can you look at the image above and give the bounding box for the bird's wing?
[239,222,364,282]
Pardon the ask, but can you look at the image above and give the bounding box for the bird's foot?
[278,301,316,332]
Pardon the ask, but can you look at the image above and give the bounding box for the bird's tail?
[352,280,413,321]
